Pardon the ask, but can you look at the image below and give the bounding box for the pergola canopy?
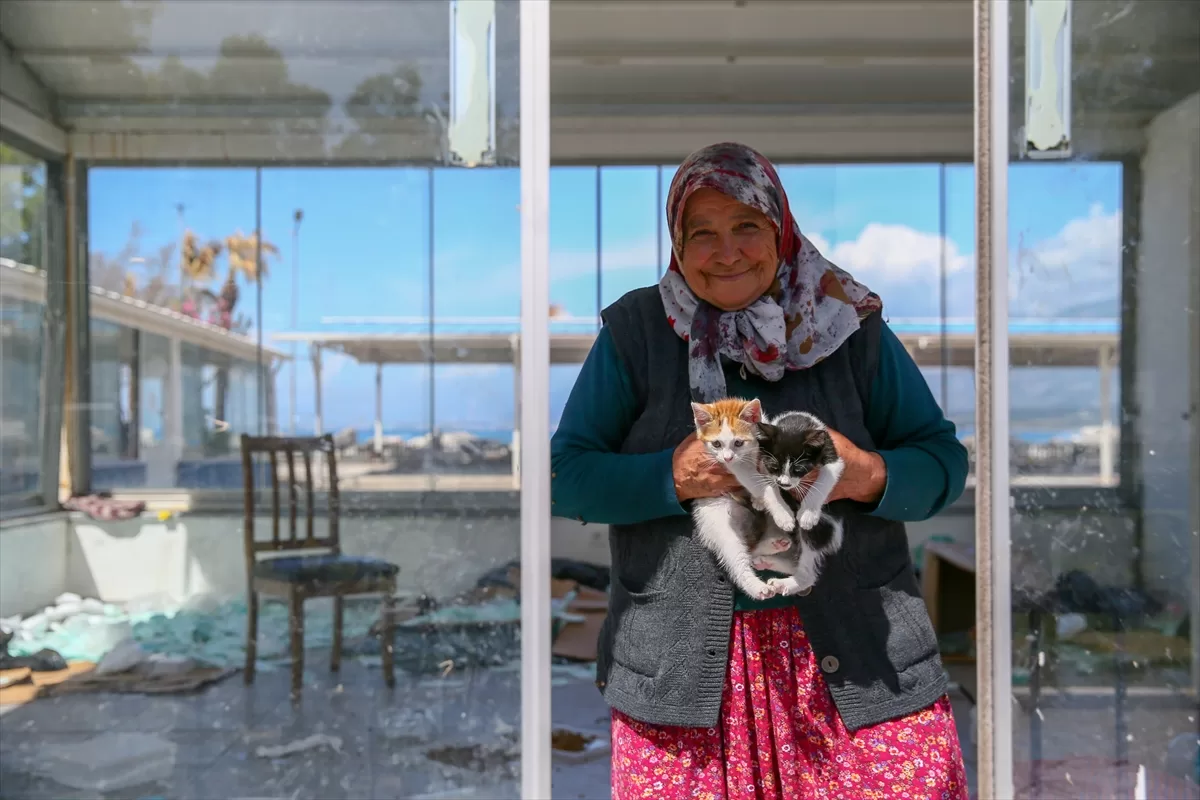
[2,0,1196,164]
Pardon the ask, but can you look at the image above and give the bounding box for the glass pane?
[600,166,660,308]
[0,142,47,509]
[1007,1,1200,796]
[0,2,531,798]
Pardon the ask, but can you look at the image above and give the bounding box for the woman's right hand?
[672,433,743,502]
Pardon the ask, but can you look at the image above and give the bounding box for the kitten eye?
[711,441,722,449]
[732,439,744,448]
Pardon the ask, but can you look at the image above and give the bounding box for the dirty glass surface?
[1006,1,1200,797]
[0,1,558,798]
[0,142,47,511]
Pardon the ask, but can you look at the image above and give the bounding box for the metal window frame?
[0,132,66,519]
[974,0,1015,797]
[67,157,92,497]
[518,1,552,797]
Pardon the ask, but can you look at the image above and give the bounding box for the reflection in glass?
[1007,1,1200,796]
[0,2,532,797]
[0,143,47,508]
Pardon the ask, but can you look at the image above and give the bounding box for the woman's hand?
[825,428,888,504]
[672,433,743,502]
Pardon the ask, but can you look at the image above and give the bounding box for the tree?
[0,143,47,266]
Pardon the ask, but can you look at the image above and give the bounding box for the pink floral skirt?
[611,606,969,800]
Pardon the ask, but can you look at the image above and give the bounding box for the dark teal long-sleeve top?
[551,321,967,540]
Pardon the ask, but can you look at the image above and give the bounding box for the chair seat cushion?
[254,554,399,584]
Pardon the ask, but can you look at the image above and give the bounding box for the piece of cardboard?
[551,610,605,662]
[550,578,578,599]
[0,661,95,707]
[568,585,609,612]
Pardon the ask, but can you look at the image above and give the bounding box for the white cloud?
[805,204,1120,319]
[810,224,972,282]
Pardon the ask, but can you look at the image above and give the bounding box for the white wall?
[1137,91,1200,601]
[61,507,975,607]
[0,513,70,617]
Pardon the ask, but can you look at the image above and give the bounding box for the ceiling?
[0,0,1196,163]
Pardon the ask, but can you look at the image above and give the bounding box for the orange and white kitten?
[690,398,795,600]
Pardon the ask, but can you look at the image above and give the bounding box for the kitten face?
[691,398,762,466]
[756,423,827,489]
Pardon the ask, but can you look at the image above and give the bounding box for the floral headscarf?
[659,142,883,402]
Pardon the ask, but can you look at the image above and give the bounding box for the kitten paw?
[771,509,796,531]
[745,580,778,600]
[768,537,792,553]
[798,509,822,530]
[750,496,766,512]
[751,558,773,571]
[766,577,799,596]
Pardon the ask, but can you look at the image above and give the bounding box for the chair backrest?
[240,434,341,560]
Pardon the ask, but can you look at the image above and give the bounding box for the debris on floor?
[2,591,382,669]
[0,661,95,706]
[424,737,520,777]
[27,732,176,792]
[551,727,610,764]
[255,733,344,759]
[1,558,613,693]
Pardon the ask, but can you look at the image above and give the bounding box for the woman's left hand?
[824,428,888,505]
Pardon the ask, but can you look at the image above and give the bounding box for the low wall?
[0,512,70,618]
[0,497,1166,619]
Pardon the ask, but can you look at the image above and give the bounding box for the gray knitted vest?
[595,287,947,731]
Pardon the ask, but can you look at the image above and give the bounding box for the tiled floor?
[11,654,1191,800]
[0,656,612,800]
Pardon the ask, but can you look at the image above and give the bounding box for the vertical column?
[974,1,1014,797]
[166,337,184,473]
[311,344,324,436]
[374,362,384,456]
[1098,344,1115,484]
[519,1,552,796]
[511,334,521,489]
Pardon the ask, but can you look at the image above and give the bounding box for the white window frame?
[974,0,1015,798]
[518,0,552,797]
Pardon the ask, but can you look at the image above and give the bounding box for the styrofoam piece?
[254,733,343,759]
[32,732,176,791]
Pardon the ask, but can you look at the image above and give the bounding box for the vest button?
[820,655,840,674]
[595,680,606,689]
[706,647,718,658]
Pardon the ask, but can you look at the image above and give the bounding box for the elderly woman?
[550,143,970,799]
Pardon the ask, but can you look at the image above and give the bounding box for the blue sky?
[87,161,1122,437]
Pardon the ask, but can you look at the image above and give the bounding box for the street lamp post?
[291,209,303,435]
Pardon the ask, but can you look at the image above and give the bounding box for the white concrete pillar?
[311,345,324,436]
[166,337,184,466]
[1098,344,1115,485]
[374,362,384,456]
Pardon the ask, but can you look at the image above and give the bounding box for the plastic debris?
[255,733,344,759]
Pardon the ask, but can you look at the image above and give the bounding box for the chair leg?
[380,591,396,688]
[244,588,259,684]
[331,595,344,672]
[289,589,305,699]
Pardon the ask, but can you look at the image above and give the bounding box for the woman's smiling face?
[678,187,779,311]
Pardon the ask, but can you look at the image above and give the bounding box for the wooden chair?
[240,434,398,697]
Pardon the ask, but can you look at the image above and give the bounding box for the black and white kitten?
[751,411,846,595]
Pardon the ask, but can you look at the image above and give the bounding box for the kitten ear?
[740,398,763,424]
[755,422,778,442]
[691,402,713,427]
